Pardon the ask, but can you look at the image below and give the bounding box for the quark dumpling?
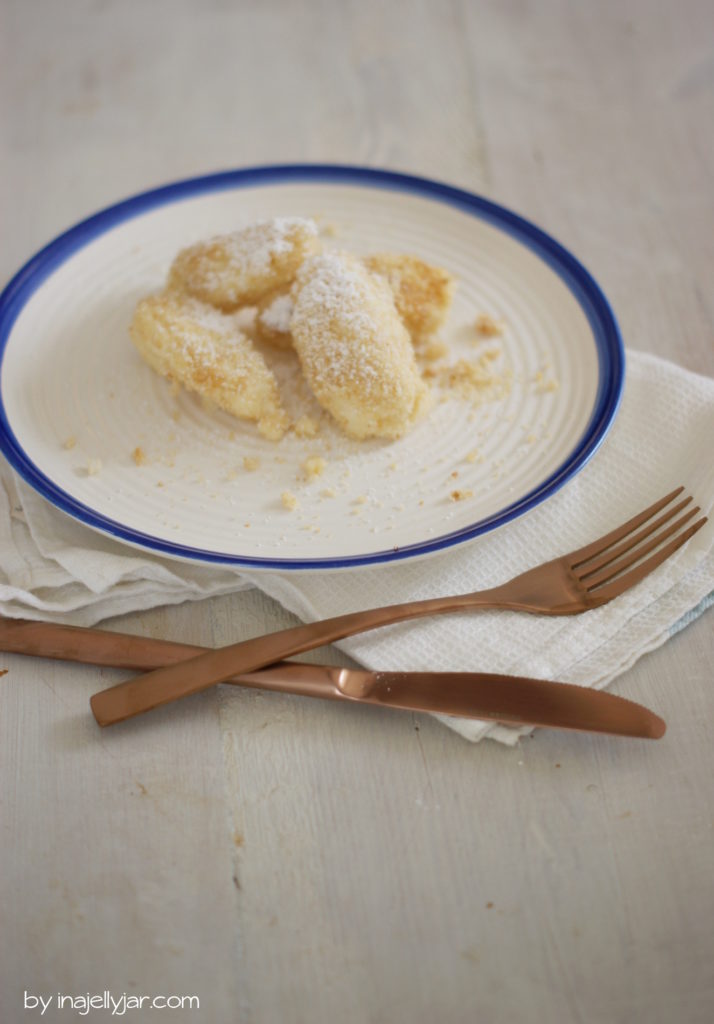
[291,252,430,440]
[130,290,288,440]
[168,217,320,310]
[252,251,456,355]
[363,253,455,343]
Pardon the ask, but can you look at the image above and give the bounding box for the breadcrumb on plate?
[302,455,327,480]
[437,356,510,402]
[293,415,319,439]
[475,313,506,337]
[535,377,560,393]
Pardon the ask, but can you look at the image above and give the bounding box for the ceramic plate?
[0,165,623,569]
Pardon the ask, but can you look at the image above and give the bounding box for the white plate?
[0,166,623,569]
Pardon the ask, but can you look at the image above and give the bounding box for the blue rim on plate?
[0,164,625,569]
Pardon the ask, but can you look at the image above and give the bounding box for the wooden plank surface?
[1,1,713,1022]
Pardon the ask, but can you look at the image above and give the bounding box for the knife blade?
[234,662,666,738]
[0,618,664,737]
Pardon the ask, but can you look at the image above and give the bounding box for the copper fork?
[90,487,707,726]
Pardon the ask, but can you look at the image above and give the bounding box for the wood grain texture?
[1,1,713,1022]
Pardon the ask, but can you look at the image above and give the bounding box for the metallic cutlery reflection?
[87,486,704,727]
[0,619,664,738]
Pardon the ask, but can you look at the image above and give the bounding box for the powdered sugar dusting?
[259,292,294,334]
[177,296,237,339]
[291,252,429,438]
[293,253,390,393]
[160,296,249,371]
[222,217,317,278]
[170,217,320,308]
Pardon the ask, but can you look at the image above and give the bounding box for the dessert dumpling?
[168,217,320,311]
[291,252,430,440]
[130,290,288,440]
[364,253,455,343]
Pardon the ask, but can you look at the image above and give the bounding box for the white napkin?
[2,350,712,743]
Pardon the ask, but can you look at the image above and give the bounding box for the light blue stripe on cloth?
[669,590,714,637]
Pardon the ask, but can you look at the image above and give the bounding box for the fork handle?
[0,618,203,671]
[89,587,511,726]
[0,617,361,701]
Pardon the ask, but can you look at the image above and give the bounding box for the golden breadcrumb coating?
[364,253,455,343]
[168,217,320,310]
[291,252,430,440]
[254,286,294,349]
[251,253,457,353]
[130,291,288,440]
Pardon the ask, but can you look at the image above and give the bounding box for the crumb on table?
[87,458,103,476]
[243,456,261,471]
[132,446,147,466]
[281,490,298,510]
[63,436,77,450]
[450,488,473,502]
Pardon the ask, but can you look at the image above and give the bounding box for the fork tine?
[580,506,700,589]
[575,496,693,577]
[569,487,685,567]
[584,516,707,602]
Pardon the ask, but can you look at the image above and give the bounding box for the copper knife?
[0,619,664,738]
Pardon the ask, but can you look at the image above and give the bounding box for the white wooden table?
[2,2,713,1021]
